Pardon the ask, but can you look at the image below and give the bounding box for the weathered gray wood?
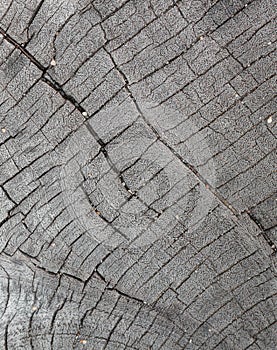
[0,0,276,349]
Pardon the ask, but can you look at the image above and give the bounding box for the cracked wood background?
[0,0,276,349]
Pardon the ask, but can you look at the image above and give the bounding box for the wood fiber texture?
[0,0,276,349]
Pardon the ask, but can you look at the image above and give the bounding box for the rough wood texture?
[0,1,276,349]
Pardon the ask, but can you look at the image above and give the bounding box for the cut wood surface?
[0,1,276,349]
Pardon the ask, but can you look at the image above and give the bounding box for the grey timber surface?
[0,1,276,349]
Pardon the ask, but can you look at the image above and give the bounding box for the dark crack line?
[41,75,87,114]
[0,26,46,71]
[246,212,277,254]
[0,27,87,117]
[15,250,151,308]
[102,315,123,350]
